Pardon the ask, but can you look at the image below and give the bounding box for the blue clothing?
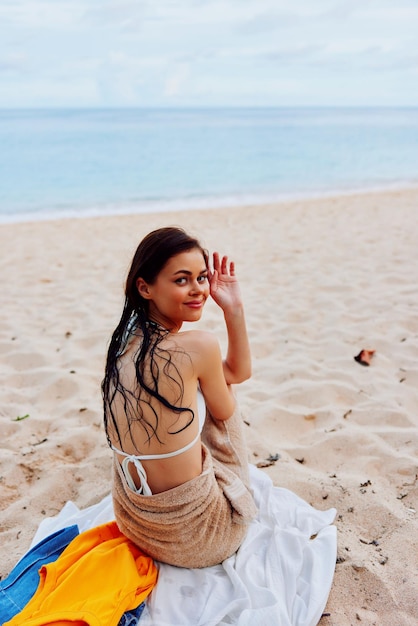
[0,525,79,623]
[119,602,145,626]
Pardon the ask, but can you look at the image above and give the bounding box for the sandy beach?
[1,187,417,625]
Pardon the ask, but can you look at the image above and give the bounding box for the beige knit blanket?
[112,402,258,568]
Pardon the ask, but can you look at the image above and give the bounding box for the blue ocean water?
[0,107,417,222]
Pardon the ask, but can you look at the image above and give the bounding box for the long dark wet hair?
[102,226,207,450]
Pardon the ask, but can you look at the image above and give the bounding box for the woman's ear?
[136,277,152,300]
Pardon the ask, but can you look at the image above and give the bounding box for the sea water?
[0,107,417,222]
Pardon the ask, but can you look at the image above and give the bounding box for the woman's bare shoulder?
[179,330,234,420]
[175,329,220,353]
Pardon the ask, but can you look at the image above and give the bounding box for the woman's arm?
[209,252,251,385]
[192,331,236,420]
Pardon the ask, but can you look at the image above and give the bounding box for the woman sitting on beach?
[102,226,257,568]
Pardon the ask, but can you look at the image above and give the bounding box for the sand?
[0,188,417,625]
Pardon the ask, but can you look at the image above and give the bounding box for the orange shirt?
[4,521,158,626]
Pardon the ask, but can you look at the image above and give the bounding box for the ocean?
[1,107,417,222]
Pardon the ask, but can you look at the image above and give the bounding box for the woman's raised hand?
[209,252,243,312]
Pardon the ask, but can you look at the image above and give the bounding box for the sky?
[1,0,417,108]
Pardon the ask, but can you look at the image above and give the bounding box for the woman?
[102,227,257,568]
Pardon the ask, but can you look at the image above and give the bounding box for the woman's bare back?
[109,330,206,493]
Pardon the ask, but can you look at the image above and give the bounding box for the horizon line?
[1,104,418,111]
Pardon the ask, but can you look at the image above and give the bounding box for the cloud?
[0,1,84,29]
[0,75,99,107]
[93,51,171,106]
[322,0,368,20]
[0,0,417,106]
[164,63,191,97]
[262,44,326,64]
[0,52,28,74]
[235,11,300,35]
[81,1,148,29]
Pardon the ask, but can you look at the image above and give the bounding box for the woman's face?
[137,248,209,330]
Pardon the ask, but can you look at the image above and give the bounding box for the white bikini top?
[112,390,206,496]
